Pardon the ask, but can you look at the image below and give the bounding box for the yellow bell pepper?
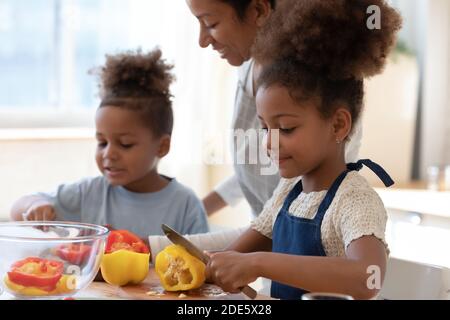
[100,230,150,286]
[4,274,76,296]
[155,244,205,291]
[100,249,150,286]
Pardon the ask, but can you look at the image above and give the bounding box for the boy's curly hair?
[96,48,175,137]
[253,0,402,126]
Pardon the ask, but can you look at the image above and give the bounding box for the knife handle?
[241,285,258,300]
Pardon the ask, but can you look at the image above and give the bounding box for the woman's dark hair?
[220,0,276,21]
[253,0,402,129]
[96,48,174,137]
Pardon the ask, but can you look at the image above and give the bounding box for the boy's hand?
[22,201,56,221]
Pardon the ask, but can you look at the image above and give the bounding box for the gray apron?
[231,60,281,216]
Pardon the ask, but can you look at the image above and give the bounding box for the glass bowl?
[301,292,354,300]
[0,221,109,299]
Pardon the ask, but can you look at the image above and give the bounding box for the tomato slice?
[56,244,91,265]
[7,257,63,290]
[105,230,149,254]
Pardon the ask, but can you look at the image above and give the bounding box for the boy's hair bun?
[92,48,175,137]
[99,48,175,99]
[253,0,402,80]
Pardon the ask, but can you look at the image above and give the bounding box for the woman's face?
[186,0,261,66]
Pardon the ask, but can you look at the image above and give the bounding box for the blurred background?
[0,0,449,269]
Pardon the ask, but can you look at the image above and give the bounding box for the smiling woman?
[187,0,273,66]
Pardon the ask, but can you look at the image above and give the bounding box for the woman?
[189,0,362,217]
[189,0,280,218]
[148,0,362,259]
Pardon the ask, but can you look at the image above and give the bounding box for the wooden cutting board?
[77,268,250,300]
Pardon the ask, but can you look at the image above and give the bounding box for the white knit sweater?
[251,171,389,256]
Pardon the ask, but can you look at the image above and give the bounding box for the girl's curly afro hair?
[96,48,175,136]
[253,0,402,126]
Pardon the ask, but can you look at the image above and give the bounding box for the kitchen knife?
[161,224,258,300]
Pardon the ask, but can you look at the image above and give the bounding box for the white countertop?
[376,188,450,219]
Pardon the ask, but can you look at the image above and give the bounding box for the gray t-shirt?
[37,176,209,239]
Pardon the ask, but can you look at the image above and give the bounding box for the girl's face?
[186,0,263,66]
[95,107,169,192]
[256,85,339,179]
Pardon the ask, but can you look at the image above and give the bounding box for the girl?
[10,49,209,239]
[148,0,363,264]
[187,0,363,217]
[205,0,402,300]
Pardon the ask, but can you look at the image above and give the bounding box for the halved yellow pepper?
[100,249,150,286]
[4,274,76,296]
[155,244,205,291]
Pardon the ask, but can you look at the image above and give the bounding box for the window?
[0,0,104,121]
[0,0,55,110]
[0,0,236,129]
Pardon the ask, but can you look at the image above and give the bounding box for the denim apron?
[271,159,394,300]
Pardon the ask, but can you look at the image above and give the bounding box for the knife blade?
[162,224,209,264]
[161,224,258,300]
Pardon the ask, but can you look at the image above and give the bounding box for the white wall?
[359,54,419,186]
[0,134,98,220]
[421,0,450,175]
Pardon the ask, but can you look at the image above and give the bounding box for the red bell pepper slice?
[56,244,91,265]
[7,257,64,290]
[105,230,149,254]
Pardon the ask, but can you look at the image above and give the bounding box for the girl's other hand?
[22,202,56,221]
[206,251,258,294]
